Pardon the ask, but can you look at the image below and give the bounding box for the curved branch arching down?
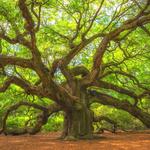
[88,90,150,128]
[93,116,117,133]
[0,76,49,98]
[92,80,138,99]
[0,101,61,135]
[92,80,150,106]
[99,71,149,90]
[0,55,33,69]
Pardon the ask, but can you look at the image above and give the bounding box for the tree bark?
[62,107,93,140]
[89,91,150,128]
[60,89,93,140]
[125,106,150,128]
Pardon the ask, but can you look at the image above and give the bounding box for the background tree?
[0,0,150,140]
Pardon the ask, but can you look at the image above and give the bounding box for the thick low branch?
[0,76,48,98]
[0,55,33,69]
[70,66,89,77]
[99,70,148,90]
[0,101,47,134]
[94,116,117,125]
[0,102,61,135]
[91,79,150,105]
[94,115,117,133]
[92,80,137,99]
[88,90,150,128]
[29,103,62,135]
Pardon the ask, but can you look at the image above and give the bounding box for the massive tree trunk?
[62,107,93,140]
[61,88,94,140]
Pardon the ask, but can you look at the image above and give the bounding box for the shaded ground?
[0,131,150,150]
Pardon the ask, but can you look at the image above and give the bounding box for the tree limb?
[0,55,33,69]
[0,101,61,135]
[88,90,150,128]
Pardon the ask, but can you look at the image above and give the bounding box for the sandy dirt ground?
[0,131,150,150]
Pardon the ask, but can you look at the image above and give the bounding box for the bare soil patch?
[0,131,150,150]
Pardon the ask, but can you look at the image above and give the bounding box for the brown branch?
[0,33,18,44]
[70,66,89,77]
[18,0,54,90]
[0,101,47,134]
[138,90,150,99]
[0,29,36,51]
[0,55,33,69]
[69,12,83,44]
[29,103,61,135]
[88,90,150,128]
[92,80,137,99]
[94,116,116,125]
[18,0,43,62]
[92,79,150,105]
[141,25,150,36]
[0,101,61,135]
[99,71,149,90]
[93,115,117,133]
[48,28,70,40]
[0,76,48,98]
[84,11,150,84]
[54,32,106,70]
[18,0,34,33]
[82,0,105,38]
[30,0,42,32]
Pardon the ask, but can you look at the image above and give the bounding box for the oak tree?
[0,0,150,139]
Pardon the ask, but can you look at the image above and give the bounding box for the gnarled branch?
[0,55,33,69]
[0,101,61,135]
